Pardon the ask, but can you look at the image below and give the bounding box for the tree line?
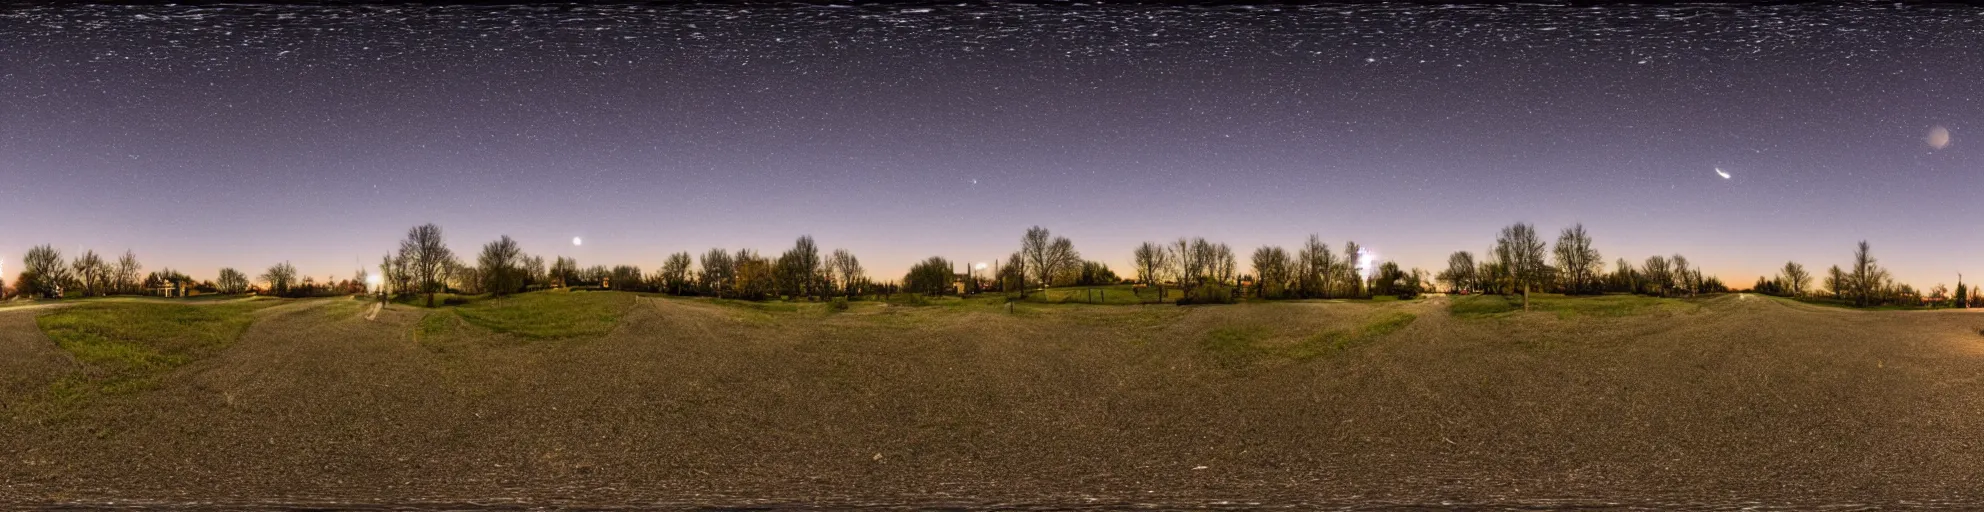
[6,223,1971,310]
[1429,222,1730,309]
[1751,241,1975,308]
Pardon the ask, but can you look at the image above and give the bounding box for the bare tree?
[1641,255,1672,297]
[1133,241,1171,301]
[550,256,579,288]
[1552,223,1602,295]
[217,268,249,294]
[776,236,824,300]
[657,252,694,295]
[261,261,298,295]
[114,250,142,294]
[71,250,107,297]
[1670,254,1693,296]
[699,249,734,298]
[1777,261,1811,297]
[1250,246,1291,299]
[1170,237,1207,298]
[1295,235,1337,298]
[380,253,414,296]
[478,235,525,296]
[825,249,863,298]
[18,245,69,298]
[1848,241,1888,307]
[1439,251,1477,294]
[1342,241,1365,299]
[1610,258,1638,293]
[1020,226,1078,296]
[398,223,453,306]
[1495,222,1548,310]
[1212,243,1237,289]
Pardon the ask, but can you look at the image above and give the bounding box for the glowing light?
[572,237,583,246]
[1356,248,1377,280]
[1714,167,1731,179]
[973,262,988,271]
[1928,125,1951,149]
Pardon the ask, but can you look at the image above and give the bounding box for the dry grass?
[2,292,1983,507]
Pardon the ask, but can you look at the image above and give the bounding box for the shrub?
[828,297,849,312]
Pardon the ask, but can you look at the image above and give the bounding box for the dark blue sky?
[1,3,1978,287]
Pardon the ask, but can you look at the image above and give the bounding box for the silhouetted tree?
[1848,241,1888,307]
[398,224,453,306]
[522,255,547,290]
[1641,255,1672,297]
[1777,261,1811,297]
[1170,237,1207,298]
[1250,246,1291,299]
[217,268,249,294]
[609,265,644,291]
[732,250,773,300]
[1671,254,1694,296]
[1134,241,1171,300]
[550,256,579,288]
[1609,258,1637,294]
[699,249,734,298]
[775,236,824,300]
[1211,243,1237,289]
[657,252,694,295]
[824,249,863,298]
[477,235,525,296]
[18,245,69,298]
[1552,223,1602,295]
[71,250,108,297]
[903,256,956,296]
[380,253,413,296]
[1075,261,1119,286]
[1438,251,1477,294]
[1342,241,1367,299]
[1372,260,1406,297]
[1495,222,1548,309]
[261,261,298,295]
[1020,226,1078,296]
[115,250,142,294]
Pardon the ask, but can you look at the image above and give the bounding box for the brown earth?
[3,294,1984,509]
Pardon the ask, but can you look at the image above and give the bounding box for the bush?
[828,297,849,312]
[891,293,930,307]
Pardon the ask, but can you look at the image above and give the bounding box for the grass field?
[4,290,1984,507]
[1449,292,1700,318]
[32,298,285,400]
[446,289,638,339]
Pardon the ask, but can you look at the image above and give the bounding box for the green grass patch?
[415,310,458,341]
[1361,311,1417,336]
[35,300,283,399]
[1450,293,1695,319]
[452,290,636,339]
[1780,295,1928,311]
[393,292,485,308]
[1021,284,1184,305]
[1449,294,1522,317]
[1202,312,1417,364]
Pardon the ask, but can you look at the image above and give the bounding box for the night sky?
[2,3,1978,288]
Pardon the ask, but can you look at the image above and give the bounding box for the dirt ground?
[3,294,1983,509]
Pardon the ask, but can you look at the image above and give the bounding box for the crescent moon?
[1714,167,1731,179]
